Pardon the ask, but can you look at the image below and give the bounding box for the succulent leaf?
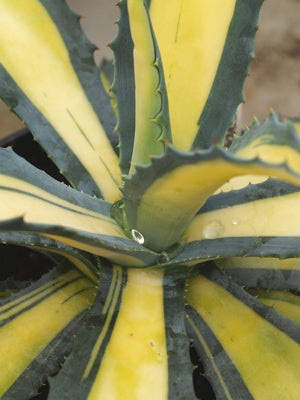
[115,0,171,172]
[217,257,300,291]
[124,138,300,252]
[110,0,135,174]
[183,189,300,256]
[0,262,96,400]
[247,289,300,325]
[48,265,195,400]
[0,0,121,201]
[179,172,300,269]
[0,148,157,267]
[149,0,263,149]
[0,231,100,283]
[229,113,300,170]
[185,263,300,400]
[199,178,300,214]
[0,0,299,399]
[48,263,127,400]
[163,267,195,399]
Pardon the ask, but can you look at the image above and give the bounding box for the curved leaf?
[0,0,121,201]
[0,148,158,267]
[182,190,300,257]
[159,237,300,270]
[217,257,300,291]
[177,184,300,269]
[199,178,300,214]
[248,289,300,325]
[0,262,96,400]
[185,262,300,400]
[124,143,300,252]
[49,266,168,399]
[48,263,128,400]
[48,264,195,400]
[0,231,100,283]
[229,113,300,171]
[115,0,171,172]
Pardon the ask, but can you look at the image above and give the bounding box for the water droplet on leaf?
[131,229,144,245]
[202,221,224,239]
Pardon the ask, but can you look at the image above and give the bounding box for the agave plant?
[0,0,299,399]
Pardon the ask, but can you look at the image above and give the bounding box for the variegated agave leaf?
[0,0,299,399]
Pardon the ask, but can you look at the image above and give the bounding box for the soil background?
[0,0,299,139]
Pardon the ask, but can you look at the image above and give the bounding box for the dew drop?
[131,229,145,245]
[202,221,224,239]
[232,218,240,226]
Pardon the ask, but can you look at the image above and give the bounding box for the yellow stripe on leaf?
[88,268,168,400]
[134,150,300,251]
[217,257,300,271]
[0,269,95,397]
[230,115,300,176]
[0,0,121,202]
[183,191,300,243]
[44,237,147,268]
[214,175,268,193]
[249,290,300,325]
[235,138,300,173]
[0,275,63,316]
[149,0,236,150]
[0,175,125,238]
[0,175,150,266]
[186,274,300,400]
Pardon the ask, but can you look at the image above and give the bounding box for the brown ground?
[242,0,300,127]
[0,0,299,139]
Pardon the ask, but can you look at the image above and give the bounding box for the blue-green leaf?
[185,262,300,400]
[0,0,121,200]
[0,261,96,400]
